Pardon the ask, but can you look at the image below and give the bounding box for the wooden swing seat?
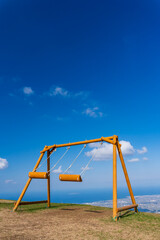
[59,174,82,182]
[29,172,48,179]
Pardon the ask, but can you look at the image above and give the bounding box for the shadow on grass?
[118,210,136,220]
[16,203,82,212]
[85,210,103,214]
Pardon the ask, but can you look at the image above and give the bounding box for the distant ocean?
[1,186,160,213]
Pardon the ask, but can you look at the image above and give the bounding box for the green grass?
[0,200,111,213]
[0,202,13,210]
[87,205,111,211]
[118,211,160,223]
[0,201,95,212]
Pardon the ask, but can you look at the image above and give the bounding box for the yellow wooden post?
[47,150,50,207]
[117,141,137,212]
[13,151,45,211]
[113,135,117,221]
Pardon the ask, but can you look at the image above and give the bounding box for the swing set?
[13,135,138,221]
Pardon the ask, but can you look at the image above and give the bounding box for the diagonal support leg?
[117,141,138,212]
[13,151,45,211]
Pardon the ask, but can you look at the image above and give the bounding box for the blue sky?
[0,0,160,197]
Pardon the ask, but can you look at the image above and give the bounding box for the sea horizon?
[1,186,160,214]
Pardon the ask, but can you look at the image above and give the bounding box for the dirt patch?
[0,200,15,203]
[0,204,160,240]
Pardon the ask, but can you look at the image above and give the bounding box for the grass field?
[0,200,160,240]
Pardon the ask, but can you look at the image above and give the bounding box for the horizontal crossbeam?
[14,200,48,206]
[40,136,114,153]
[117,204,138,213]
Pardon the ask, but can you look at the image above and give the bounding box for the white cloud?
[88,142,102,148]
[48,86,89,99]
[83,107,103,118]
[143,157,148,161]
[85,140,135,161]
[137,146,148,154]
[47,86,91,108]
[120,140,135,155]
[127,158,139,162]
[5,179,16,184]
[52,166,62,174]
[50,87,68,97]
[23,87,34,95]
[0,158,8,170]
[85,143,112,161]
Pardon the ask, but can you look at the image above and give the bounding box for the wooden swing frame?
[13,135,138,221]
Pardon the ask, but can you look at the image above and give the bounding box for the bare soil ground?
[0,200,160,240]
